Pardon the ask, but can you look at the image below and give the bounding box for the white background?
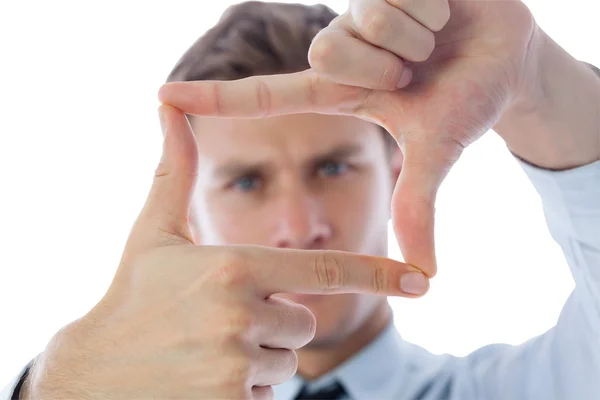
[0,0,598,387]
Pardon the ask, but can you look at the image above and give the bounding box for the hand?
[158,0,538,277]
[25,106,425,400]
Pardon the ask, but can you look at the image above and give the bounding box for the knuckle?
[308,34,336,72]
[46,323,81,359]
[356,7,390,43]
[221,352,254,387]
[312,253,344,291]
[155,228,191,247]
[229,356,254,381]
[213,252,252,289]
[378,61,405,90]
[305,73,322,106]
[153,159,169,179]
[254,79,272,118]
[211,82,222,116]
[371,262,388,294]
[221,308,256,340]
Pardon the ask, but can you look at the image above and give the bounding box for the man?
[3,1,600,399]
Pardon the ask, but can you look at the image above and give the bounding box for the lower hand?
[24,106,425,400]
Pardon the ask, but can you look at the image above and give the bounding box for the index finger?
[158,69,371,119]
[251,247,429,298]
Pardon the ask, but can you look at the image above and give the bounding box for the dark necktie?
[293,381,347,400]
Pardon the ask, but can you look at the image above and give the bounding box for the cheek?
[326,172,391,228]
[303,294,384,342]
[321,171,391,255]
[198,195,272,245]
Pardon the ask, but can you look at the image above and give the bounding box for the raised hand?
[24,106,425,400]
[158,0,538,278]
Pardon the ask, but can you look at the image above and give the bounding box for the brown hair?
[167,1,337,82]
[166,1,396,151]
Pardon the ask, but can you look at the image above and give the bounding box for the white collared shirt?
[3,157,600,400]
[275,157,600,400]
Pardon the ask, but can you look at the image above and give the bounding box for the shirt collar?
[273,321,406,400]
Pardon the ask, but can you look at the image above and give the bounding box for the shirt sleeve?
[463,157,600,400]
[0,362,32,400]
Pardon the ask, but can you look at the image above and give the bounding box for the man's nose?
[271,190,332,250]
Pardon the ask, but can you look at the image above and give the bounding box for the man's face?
[191,113,397,345]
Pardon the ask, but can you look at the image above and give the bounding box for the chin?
[303,334,345,349]
[273,291,387,348]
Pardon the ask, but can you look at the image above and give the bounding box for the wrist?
[17,373,31,400]
[494,27,600,170]
[13,361,34,400]
[17,353,53,400]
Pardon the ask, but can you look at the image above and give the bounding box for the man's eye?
[232,175,261,191]
[317,161,349,177]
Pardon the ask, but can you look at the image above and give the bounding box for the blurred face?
[191,113,398,346]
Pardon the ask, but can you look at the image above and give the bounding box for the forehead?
[190,113,384,162]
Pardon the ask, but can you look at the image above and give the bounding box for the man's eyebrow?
[309,143,364,164]
[212,144,364,180]
[213,161,271,181]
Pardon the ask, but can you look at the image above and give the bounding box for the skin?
[190,113,401,377]
[23,106,421,400]
[20,0,599,398]
[161,0,599,279]
[158,0,599,388]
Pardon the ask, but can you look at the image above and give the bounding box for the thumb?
[391,138,463,278]
[126,105,199,254]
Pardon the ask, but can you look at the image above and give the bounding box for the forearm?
[494,26,600,170]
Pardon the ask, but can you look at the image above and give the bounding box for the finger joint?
[306,73,322,106]
[313,253,344,291]
[308,34,335,73]
[356,6,390,44]
[254,79,272,118]
[213,252,252,289]
[372,262,387,294]
[212,82,222,116]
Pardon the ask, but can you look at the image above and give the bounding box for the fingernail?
[396,66,413,89]
[400,271,428,295]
